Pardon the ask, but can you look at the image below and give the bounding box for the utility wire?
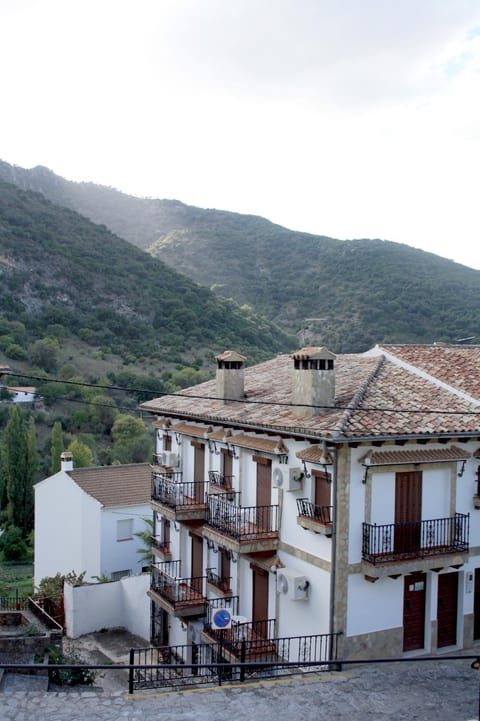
[4,370,480,417]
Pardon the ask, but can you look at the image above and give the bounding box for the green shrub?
[46,644,97,686]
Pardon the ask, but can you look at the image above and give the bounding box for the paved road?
[1,657,480,721]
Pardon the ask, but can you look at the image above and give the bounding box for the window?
[116,518,133,541]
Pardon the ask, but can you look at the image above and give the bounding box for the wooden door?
[151,602,169,646]
[474,570,480,640]
[221,448,233,489]
[313,470,331,523]
[395,471,422,555]
[437,573,458,648]
[255,456,272,532]
[191,534,203,593]
[403,573,426,651]
[252,565,269,638]
[193,443,205,503]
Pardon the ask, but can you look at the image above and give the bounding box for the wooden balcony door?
[437,572,458,648]
[190,533,203,594]
[221,448,233,489]
[403,573,426,651]
[193,442,205,503]
[252,564,269,638]
[313,470,331,522]
[395,471,422,554]
[255,456,272,532]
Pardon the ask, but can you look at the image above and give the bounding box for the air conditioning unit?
[272,466,303,491]
[164,451,178,468]
[276,571,310,601]
[157,451,167,466]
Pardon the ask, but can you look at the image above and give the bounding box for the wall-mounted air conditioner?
[276,570,310,601]
[272,466,303,491]
[164,451,178,468]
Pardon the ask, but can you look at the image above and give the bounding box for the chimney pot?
[60,451,73,472]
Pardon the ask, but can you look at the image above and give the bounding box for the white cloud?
[1,0,480,269]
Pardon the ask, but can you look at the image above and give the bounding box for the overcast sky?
[1,0,480,269]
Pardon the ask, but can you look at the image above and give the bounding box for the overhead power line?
[4,370,480,418]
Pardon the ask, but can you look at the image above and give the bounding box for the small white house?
[34,454,152,588]
[6,385,37,404]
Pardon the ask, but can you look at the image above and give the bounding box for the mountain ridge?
[1,159,479,353]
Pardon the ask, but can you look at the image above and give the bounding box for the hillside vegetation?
[0,179,294,369]
[1,160,479,352]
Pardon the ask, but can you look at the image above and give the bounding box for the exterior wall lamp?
[226,442,239,459]
[208,439,220,455]
[458,459,466,477]
[362,457,372,484]
[301,460,311,479]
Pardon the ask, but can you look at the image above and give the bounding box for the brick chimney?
[60,451,73,472]
[291,347,336,418]
[216,351,246,405]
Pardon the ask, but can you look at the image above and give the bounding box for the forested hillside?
[1,160,479,352]
[0,179,294,369]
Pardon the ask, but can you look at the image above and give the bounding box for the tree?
[111,414,148,443]
[133,517,153,566]
[30,336,60,372]
[24,414,38,531]
[67,438,93,468]
[2,406,30,532]
[50,421,64,474]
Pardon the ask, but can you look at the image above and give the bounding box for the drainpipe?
[329,446,339,665]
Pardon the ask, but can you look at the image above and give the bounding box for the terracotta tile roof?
[227,433,288,455]
[377,344,480,399]
[296,446,334,464]
[359,446,471,466]
[68,463,151,507]
[171,422,212,438]
[140,348,480,441]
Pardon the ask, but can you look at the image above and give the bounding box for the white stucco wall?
[346,574,403,636]
[99,503,151,579]
[64,573,150,641]
[34,472,101,588]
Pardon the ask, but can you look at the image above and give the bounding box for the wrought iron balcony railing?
[208,470,234,490]
[151,562,205,607]
[296,499,332,525]
[151,472,206,510]
[152,536,171,556]
[206,494,279,540]
[362,512,470,565]
[206,568,231,593]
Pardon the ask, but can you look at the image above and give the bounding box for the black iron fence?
[128,631,341,692]
[362,512,470,564]
[0,591,29,610]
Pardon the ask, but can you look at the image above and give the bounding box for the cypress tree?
[50,420,64,474]
[3,405,28,530]
[24,414,39,532]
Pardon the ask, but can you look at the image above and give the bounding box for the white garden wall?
[64,573,150,641]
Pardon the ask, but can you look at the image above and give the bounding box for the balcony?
[203,493,279,554]
[208,470,234,492]
[206,567,232,594]
[148,561,206,618]
[152,536,172,561]
[361,513,470,578]
[296,498,333,536]
[151,471,207,522]
[201,597,276,660]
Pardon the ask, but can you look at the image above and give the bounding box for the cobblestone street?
[1,656,480,721]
